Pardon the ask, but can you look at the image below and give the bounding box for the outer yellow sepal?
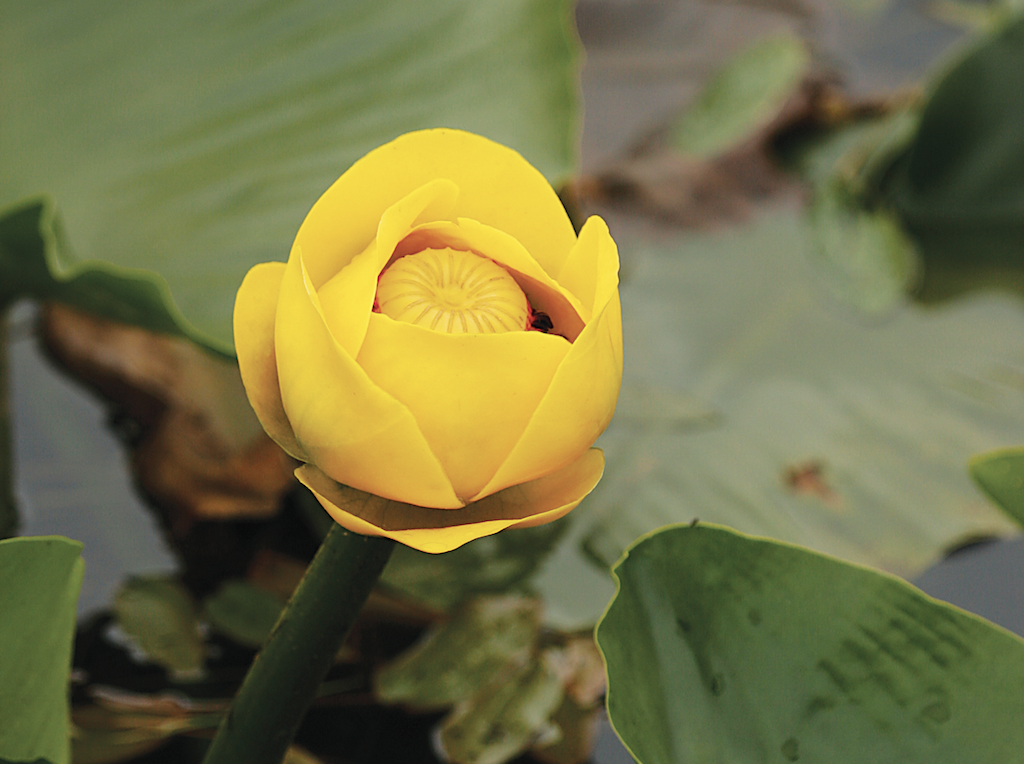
[297,449,605,554]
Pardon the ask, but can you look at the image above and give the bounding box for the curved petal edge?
[233,261,307,461]
[296,448,605,554]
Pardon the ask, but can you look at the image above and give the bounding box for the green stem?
[202,520,395,764]
[0,303,17,540]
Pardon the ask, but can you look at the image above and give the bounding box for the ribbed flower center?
[376,248,530,334]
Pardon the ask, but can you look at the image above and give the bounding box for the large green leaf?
[0,202,214,351]
[884,13,1024,302]
[970,446,1024,528]
[1,0,580,353]
[531,210,1024,629]
[0,536,84,764]
[596,523,1024,764]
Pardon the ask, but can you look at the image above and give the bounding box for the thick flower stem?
[202,520,395,764]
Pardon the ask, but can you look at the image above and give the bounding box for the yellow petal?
[356,313,571,501]
[296,449,605,554]
[317,180,458,357]
[294,129,576,287]
[233,261,307,461]
[275,247,462,508]
[394,218,586,341]
[472,289,623,501]
[556,216,618,319]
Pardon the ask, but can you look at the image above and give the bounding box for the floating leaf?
[531,210,1024,630]
[375,596,541,711]
[671,34,810,160]
[808,178,918,314]
[596,523,1024,764]
[884,14,1024,303]
[202,579,285,648]
[1,0,580,352]
[380,519,570,612]
[779,106,921,314]
[0,203,209,351]
[0,536,84,764]
[970,446,1024,528]
[112,576,204,679]
[440,649,565,764]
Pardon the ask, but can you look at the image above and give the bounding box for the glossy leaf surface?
[596,523,1024,764]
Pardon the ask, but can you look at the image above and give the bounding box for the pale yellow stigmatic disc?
[376,248,530,334]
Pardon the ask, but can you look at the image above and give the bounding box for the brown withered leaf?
[525,636,605,764]
[282,745,328,764]
[72,688,225,764]
[545,635,606,709]
[40,303,295,534]
[439,647,565,764]
[528,697,601,764]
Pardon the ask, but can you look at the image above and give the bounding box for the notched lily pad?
[1,0,581,350]
[0,201,217,351]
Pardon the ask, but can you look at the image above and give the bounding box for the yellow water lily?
[234,129,622,553]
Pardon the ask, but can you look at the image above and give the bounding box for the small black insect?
[530,311,553,333]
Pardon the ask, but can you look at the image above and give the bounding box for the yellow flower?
[233,129,622,553]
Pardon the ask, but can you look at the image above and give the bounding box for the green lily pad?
[532,210,1023,630]
[112,575,204,679]
[374,595,541,711]
[203,579,286,648]
[777,108,922,315]
[0,536,84,764]
[0,201,215,351]
[808,178,918,315]
[440,647,565,764]
[596,523,1024,764]
[1,0,580,354]
[970,446,1024,528]
[380,517,570,612]
[671,34,810,160]
[883,14,1024,303]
